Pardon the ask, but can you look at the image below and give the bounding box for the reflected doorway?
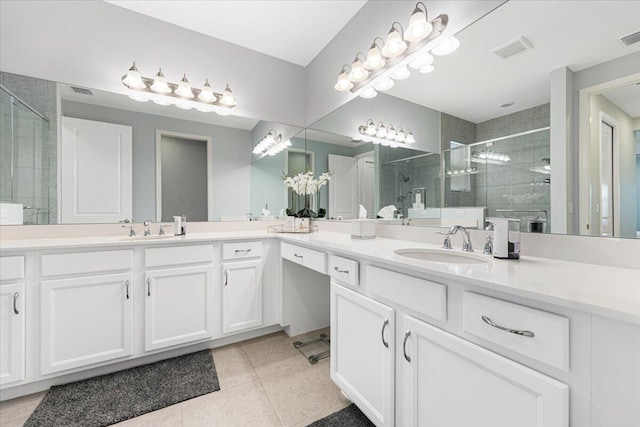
[155,130,212,222]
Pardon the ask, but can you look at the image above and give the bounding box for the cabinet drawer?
[463,292,569,371]
[222,241,263,260]
[42,250,132,277]
[281,242,326,274]
[145,244,214,267]
[328,255,359,287]
[366,266,446,322]
[0,256,24,281]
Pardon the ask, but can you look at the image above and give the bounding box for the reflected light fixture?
[357,119,416,147]
[360,87,378,99]
[334,2,459,97]
[121,62,237,112]
[253,129,291,156]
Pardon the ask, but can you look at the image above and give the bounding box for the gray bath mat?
[307,404,375,427]
[25,350,220,427]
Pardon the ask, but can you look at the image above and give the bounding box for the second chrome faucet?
[436,225,474,252]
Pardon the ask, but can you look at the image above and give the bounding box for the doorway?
[599,116,616,236]
[155,131,213,222]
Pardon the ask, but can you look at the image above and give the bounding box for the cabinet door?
[1,283,25,385]
[402,316,568,427]
[145,266,214,351]
[40,274,133,375]
[331,282,395,427]
[222,260,262,334]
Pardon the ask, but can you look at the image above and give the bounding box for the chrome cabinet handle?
[125,280,130,299]
[334,266,349,274]
[481,316,535,338]
[13,292,19,315]
[147,278,151,296]
[293,254,303,260]
[403,330,411,362]
[224,270,229,286]
[235,249,252,254]
[381,319,389,348]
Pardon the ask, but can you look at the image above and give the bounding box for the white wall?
[0,1,306,127]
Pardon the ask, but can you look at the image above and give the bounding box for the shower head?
[398,172,410,182]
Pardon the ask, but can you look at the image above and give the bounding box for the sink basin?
[394,248,489,264]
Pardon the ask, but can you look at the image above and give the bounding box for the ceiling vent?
[491,36,533,59]
[70,86,94,96]
[621,30,640,46]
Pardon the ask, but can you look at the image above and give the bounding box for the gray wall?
[62,100,252,222]
[160,136,208,222]
[0,71,57,223]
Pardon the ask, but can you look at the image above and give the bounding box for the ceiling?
[104,0,367,67]
[384,1,640,123]
[602,82,640,119]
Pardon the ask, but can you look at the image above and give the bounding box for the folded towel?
[377,205,397,219]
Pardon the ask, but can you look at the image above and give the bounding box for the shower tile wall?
[0,72,58,224]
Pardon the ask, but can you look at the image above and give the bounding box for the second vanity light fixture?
[334,2,459,98]
[253,130,292,156]
[121,62,237,114]
[355,119,416,147]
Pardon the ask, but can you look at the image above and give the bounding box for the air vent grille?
[621,30,640,46]
[491,36,533,59]
[70,86,94,96]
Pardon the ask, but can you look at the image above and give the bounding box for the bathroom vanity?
[1,229,639,427]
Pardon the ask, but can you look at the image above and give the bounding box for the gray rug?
[25,350,220,427]
[307,404,375,427]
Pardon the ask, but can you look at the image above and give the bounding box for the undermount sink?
[394,248,490,264]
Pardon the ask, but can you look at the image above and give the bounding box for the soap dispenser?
[488,217,520,259]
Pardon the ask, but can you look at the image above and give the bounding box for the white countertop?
[1,230,638,324]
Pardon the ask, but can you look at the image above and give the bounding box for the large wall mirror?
[1,1,638,240]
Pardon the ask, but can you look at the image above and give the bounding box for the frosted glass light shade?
[123,63,146,89]
[391,66,411,80]
[220,84,237,107]
[334,71,354,91]
[381,28,407,58]
[405,8,432,42]
[405,130,416,143]
[175,74,194,98]
[348,59,369,82]
[432,36,460,56]
[198,79,217,103]
[375,77,395,91]
[150,69,171,93]
[364,45,385,70]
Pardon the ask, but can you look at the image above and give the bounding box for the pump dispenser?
[487,218,520,259]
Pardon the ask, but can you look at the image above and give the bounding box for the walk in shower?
[0,85,53,224]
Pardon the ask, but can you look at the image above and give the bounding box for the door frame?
[578,72,640,235]
[598,112,620,236]
[155,130,213,222]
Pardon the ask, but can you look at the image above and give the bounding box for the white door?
[222,260,263,334]
[0,283,25,385]
[599,119,614,236]
[61,117,132,223]
[331,282,395,427]
[357,155,376,217]
[145,266,214,351]
[328,154,358,219]
[402,315,568,427]
[40,273,133,375]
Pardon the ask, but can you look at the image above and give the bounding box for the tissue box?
[351,219,376,239]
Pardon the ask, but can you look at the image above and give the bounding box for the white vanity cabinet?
[143,245,215,352]
[401,315,568,427]
[331,282,395,427]
[0,256,26,386]
[39,250,134,375]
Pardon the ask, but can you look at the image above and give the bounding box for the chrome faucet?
[143,219,152,236]
[438,225,474,252]
[121,225,136,237]
[483,222,494,255]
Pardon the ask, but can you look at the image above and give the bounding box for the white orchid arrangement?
[283,171,333,196]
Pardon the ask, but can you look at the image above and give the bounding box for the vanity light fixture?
[253,129,291,156]
[121,62,237,113]
[334,2,460,96]
[357,120,416,147]
[446,166,478,176]
[471,151,511,164]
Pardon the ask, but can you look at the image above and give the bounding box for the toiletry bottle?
[173,216,183,236]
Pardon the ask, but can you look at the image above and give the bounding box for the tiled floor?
[0,328,350,427]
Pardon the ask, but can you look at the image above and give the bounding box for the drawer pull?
[147,278,151,296]
[13,292,19,315]
[481,316,535,338]
[381,319,390,348]
[294,254,304,260]
[125,280,130,299]
[403,330,411,362]
[235,249,252,254]
[334,266,349,274]
[224,270,229,286]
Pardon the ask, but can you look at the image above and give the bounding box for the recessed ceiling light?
[500,101,515,108]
